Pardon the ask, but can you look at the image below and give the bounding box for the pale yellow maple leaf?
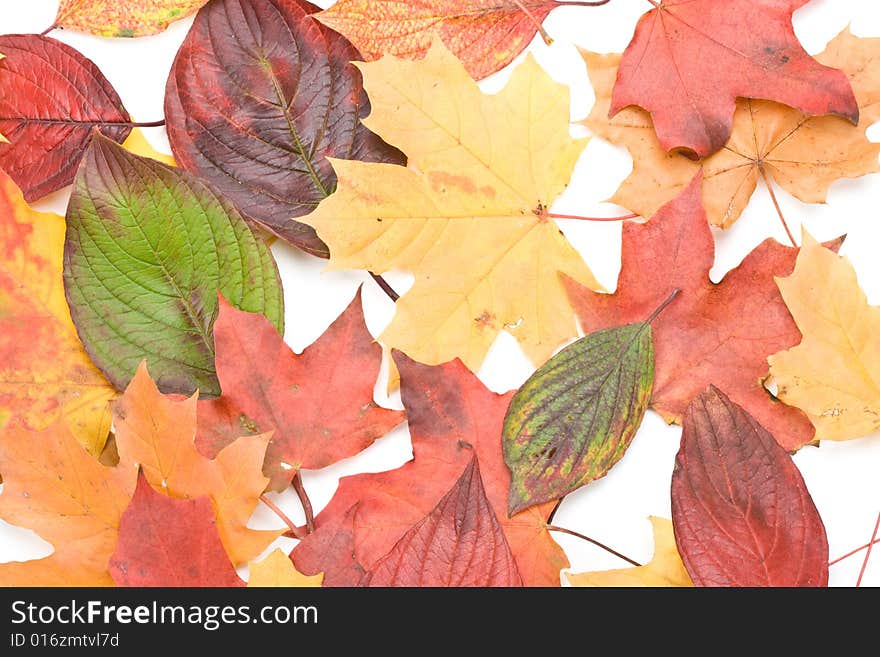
[302,42,599,373]
[768,233,880,441]
[248,549,323,588]
[565,517,693,587]
[582,30,880,229]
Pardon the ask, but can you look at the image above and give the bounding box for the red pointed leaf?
[109,473,245,587]
[362,455,522,587]
[672,386,828,587]
[612,0,858,157]
[196,289,405,490]
[0,35,131,201]
[292,352,568,587]
[564,174,843,451]
[164,0,405,256]
[294,504,366,587]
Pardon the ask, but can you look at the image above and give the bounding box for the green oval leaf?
[503,323,654,515]
[63,133,284,397]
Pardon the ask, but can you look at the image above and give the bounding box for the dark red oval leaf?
[672,386,829,587]
[165,0,405,257]
[0,34,131,202]
[362,455,522,587]
[109,472,245,587]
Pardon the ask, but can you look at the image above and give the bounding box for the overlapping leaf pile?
[1,0,878,588]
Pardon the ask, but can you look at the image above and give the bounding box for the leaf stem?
[292,471,316,534]
[12,118,167,128]
[643,288,681,325]
[511,0,554,44]
[546,212,638,222]
[759,166,797,248]
[259,494,306,540]
[546,524,643,567]
[828,538,880,567]
[856,511,880,586]
[369,272,399,302]
[40,24,57,37]
[556,0,613,6]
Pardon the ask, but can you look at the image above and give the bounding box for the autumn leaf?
[54,0,208,37]
[0,35,131,202]
[768,234,880,441]
[0,170,114,456]
[109,472,245,587]
[503,318,655,514]
[248,549,323,588]
[295,504,365,587]
[0,422,136,586]
[165,0,405,257]
[196,289,404,491]
[564,175,844,451]
[303,42,598,375]
[565,517,692,587]
[672,387,828,587]
[584,30,880,228]
[316,0,563,80]
[114,362,283,565]
[362,455,522,587]
[612,0,858,158]
[63,134,284,397]
[293,352,568,587]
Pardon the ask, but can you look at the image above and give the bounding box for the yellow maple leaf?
[565,517,693,587]
[54,0,207,37]
[302,42,599,374]
[113,362,284,565]
[0,170,115,456]
[582,30,880,229]
[248,549,323,588]
[0,422,136,586]
[768,233,880,441]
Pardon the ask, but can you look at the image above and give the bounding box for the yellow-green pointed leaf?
[503,323,654,515]
[63,134,284,397]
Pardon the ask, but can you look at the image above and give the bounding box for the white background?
[2,0,879,586]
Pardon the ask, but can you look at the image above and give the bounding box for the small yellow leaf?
[248,549,323,588]
[768,233,880,441]
[565,517,693,587]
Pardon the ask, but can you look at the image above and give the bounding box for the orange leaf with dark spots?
[196,289,405,491]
